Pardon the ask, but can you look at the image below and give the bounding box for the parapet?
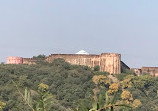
[101,53,120,56]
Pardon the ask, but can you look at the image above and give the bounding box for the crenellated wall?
[45,53,121,74]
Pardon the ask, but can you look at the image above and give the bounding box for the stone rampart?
[22,58,36,65]
[7,53,121,74]
[142,67,158,76]
[45,54,100,67]
[45,53,121,74]
[7,57,23,64]
[130,67,158,77]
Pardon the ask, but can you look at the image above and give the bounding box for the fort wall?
[45,54,100,67]
[6,53,158,76]
[142,67,158,76]
[23,58,36,65]
[45,53,121,74]
[130,67,158,77]
[7,57,23,64]
[6,53,121,74]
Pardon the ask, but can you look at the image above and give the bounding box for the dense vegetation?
[0,59,94,111]
[0,58,158,110]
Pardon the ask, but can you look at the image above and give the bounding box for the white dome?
[76,50,89,55]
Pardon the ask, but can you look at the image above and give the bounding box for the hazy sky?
[0,0,158,68]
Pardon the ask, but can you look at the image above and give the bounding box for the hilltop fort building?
[45,53,121,74]
[7,50,158,76]
[7,50,121,74]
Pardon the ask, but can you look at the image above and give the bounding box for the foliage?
[0,59,94,111]
[0,101,6,111]
[92,75,110,88]
[107,83,119,94]
[33,54,46,60]
[0,58,158,111]
[35,83,53,111]
[13,82,54,111]
[93,66,100,72]
[121,64,134,74]
[77,74,142,111]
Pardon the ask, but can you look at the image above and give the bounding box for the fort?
[7,50,158,76]
[45,53,121,74]
[7,51,121,74]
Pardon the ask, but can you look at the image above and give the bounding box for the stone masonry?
[7,53,121,74]
[45,53,121,74]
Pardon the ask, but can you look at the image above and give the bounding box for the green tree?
[94,66,100,72]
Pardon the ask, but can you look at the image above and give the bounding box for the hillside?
[0,59,158,111]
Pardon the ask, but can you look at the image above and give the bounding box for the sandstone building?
[45,53,121,74]
[7,51,121,74]
[8,51,158,76]
[7,57,23,64]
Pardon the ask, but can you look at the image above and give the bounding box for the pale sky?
[0,0,158,68]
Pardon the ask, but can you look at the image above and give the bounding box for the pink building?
[7,57,23,64]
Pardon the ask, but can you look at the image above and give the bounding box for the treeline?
[0,59,95,111]
[0,59,158,110]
